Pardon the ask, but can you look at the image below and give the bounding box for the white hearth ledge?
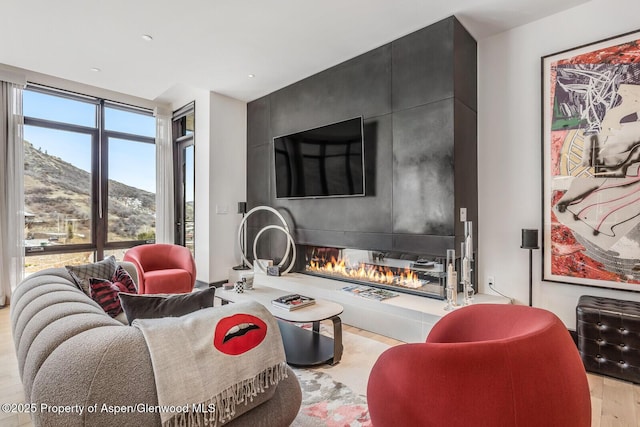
[253,272,510,342]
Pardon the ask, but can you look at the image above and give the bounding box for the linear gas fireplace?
[302,246,446,299]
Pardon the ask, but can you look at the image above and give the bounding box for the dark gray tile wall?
[246,15,477,264]
[391,18,454,112]
[393,234,456,257]
[247,96,270,147]
[392,100,455,236]
[454,20,478,111]
[246,143,270,209]
[453,99,478,244]
[269,45,392,138]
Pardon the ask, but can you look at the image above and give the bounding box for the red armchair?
[123,244,196,294]
[367,304,591,427]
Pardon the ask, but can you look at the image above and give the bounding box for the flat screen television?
[274,117,365,199]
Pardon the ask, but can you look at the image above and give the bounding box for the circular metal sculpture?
[237,205,296,274]
[253,225,297,275]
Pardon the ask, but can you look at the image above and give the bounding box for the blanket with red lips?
[133,301,288,427]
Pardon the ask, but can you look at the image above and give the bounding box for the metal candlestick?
[461,221,474,306]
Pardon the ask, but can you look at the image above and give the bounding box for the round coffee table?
[216,285,344,366]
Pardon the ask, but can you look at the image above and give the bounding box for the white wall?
[209,92,247,282]
[158,86,246,284]
[159,84,212,282]
[478,0,640,328]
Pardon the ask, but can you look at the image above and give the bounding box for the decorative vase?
[234,281,245,293]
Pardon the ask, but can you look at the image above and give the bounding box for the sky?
[23,90,157,193]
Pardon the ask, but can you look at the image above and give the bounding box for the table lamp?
[233,202,251,270]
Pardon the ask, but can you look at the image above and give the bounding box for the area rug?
[291,368,371,427]
[290,329,393,426]
[310,330,391,396]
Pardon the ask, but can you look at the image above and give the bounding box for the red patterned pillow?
[90,265,137,317]
[113,265,137,293]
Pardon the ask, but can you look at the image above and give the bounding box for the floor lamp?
[521,229,539,307]
[232,202,251,271]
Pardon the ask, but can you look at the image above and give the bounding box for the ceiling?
[1,0,589,103]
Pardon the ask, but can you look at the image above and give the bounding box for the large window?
[23,86,156,273]
[173,103,195,256]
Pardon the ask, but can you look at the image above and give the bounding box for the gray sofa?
[10,264,301,427]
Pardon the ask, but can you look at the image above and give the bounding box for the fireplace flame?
[307,256,424,289]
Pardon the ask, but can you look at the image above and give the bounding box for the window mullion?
[24,116,96,134]
[96,100,106,260]
[104,129,154,144]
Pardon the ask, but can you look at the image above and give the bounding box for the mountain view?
[24,140,156,247]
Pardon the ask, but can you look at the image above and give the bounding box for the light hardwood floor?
[1,308,639,427]
[0,307,30,427]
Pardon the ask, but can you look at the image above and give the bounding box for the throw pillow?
[119,287,216,325]
[89,266,137,317]
[112,264,138,293]
[67,255,117,295]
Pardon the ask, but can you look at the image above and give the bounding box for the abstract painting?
[542,30,640,290]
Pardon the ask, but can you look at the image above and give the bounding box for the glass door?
[176,142,195,254]
[173,103,195,255]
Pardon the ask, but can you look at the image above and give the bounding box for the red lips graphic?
[213,314,268,355]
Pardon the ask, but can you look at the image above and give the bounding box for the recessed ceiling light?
[141,34,153,41]
[90,67,101,72]
[248,74,255,78]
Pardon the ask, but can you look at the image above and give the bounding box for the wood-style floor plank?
[589,373,605,427]
[634,384,640,427]
[0,307,31,427]
[601,377,637,427]
[589,372,605,399]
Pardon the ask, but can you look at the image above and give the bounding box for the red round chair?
[123,244,196,294]
[367,304,591,427]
